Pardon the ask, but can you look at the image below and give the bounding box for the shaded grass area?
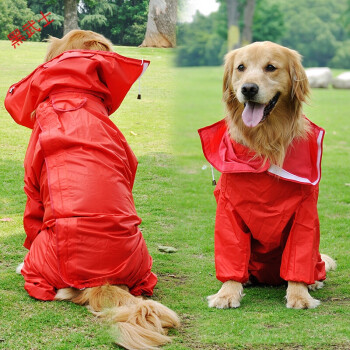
[0,39,349,349]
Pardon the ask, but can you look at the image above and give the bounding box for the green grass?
[0,40,349,349]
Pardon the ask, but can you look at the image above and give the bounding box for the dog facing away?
[198,41,336,309]
[8,30,179,349]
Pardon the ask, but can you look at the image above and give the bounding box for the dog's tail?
[321,254,337,272]
[55,285,180,350]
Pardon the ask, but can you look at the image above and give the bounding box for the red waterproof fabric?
[198,119,326,285]
[5,50,157,300]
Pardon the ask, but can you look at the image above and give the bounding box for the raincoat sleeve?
[280,184,326,284]
[214,174,251,284]
[23,181,44,249]
[23,126,45,249]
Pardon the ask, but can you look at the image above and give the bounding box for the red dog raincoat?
[5,50,157,300]
[199,119,326,285]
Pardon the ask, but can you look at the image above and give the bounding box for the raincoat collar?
[5,50,150,129]
[198,118,324,185]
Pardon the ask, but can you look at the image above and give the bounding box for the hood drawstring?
[137,78,141,100]
[211,165,217,186]
[137,59,149,100]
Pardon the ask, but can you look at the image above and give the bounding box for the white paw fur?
[207,280,244,309]
[16,262,24,274]
[308,281,324,291]
[321,254,337,272]
[286,281,320,309]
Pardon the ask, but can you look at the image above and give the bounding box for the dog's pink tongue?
[242,102,265,127]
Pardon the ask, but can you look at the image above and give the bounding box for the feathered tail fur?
[55,285,180,350]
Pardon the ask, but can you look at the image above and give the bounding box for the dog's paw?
[321,254,337,272]
[286,294,320,309]
[308,281,324,291]
[207,293,241,308]
[207,281,243,309]
[16,262,24,274]
[242,279,253,287]
[286,281,320,309]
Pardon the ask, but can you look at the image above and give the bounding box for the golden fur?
[223,41,310,166]
[38,30,180,349]
[44,29,113,61]
[208,41,336,310]
[55,285,180,350]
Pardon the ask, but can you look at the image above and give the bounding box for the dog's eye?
[237,64,245,72]
[266,64,277,72]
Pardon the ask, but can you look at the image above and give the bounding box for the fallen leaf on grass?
[130,131,138,136]
[0,218,13,222]
[158,245,178,253]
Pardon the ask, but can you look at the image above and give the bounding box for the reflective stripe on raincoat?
[198,119,326,285]
[5,50,157,300]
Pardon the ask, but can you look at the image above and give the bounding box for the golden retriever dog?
[14,30,179,349]
[203,41,336,310]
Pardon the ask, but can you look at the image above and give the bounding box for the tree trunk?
[64,0,79,35]
[227,0,255,51]
[240,0,255,46]
[227,0,240,51]
[140,0,177,48]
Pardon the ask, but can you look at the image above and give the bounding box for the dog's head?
[44,30,113,62]
[223,41,310,165]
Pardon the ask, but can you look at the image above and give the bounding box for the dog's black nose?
[241,83,259,99]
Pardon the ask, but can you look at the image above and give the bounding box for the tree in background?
[0,0,59,42]
[28,0,77,36]
[274,0,349,68]
[177,0,349,68]
[252,0,285,43]
[227,0,255,50]
[227,0,240,50]
[176,0,285,66]
[63,0,78,34]
[140,0,177,47]
[79,0,148,46]
[176,2,228,66]
[240,0,255,46]
[0,0,148,46]
[27,0,64,38]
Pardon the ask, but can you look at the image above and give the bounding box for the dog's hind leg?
[207,280,244,309]
[321,254,337,272]
[308,254,336,291]
[55,287,82,301]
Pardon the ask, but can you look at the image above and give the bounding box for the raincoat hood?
[198,118,324,185]
[5,50,149,129]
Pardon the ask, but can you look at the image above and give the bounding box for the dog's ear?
[223,50,237,105]
[287,48,310,104]
[83,39,113,52]
[44,36,61,62]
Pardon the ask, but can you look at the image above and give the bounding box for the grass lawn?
[0,40,349,349]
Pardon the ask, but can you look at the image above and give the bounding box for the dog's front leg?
[286,281,320,309]
[207,280,244,309]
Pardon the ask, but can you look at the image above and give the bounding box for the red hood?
[198,118,324,185]
[4,50,150,129]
